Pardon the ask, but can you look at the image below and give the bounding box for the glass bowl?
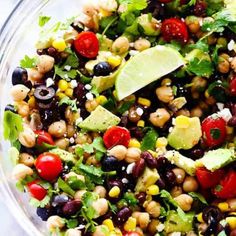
[0,0,87,235]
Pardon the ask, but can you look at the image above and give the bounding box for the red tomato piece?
[27,180,47,201]
[161,18,189,44]
[123,232,141,236]
[35,130,54,145]
[201,115,227,148]
[35,153,63,181]
[74,32,99,59]
[196,167,225,189]
[103,126,131,149]
[230,75,236,96]
[213,170,236,199]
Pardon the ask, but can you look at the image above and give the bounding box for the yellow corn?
[137,120,145,127]
[52,38,67,52]
[65,88,73,97]
[175,115,190,128]
[100,9,112,17]
[109,186,120,198]
[103,219,114,231]
[28,96,36,108]
[96,95,108,105]
[56,92,66,100]
[124,217,136,232]
[137,97,151,107]
[197,213,204,223]
[107,56,122,68]
[204,90,210,99]
[113,228,122,236]
[113,90,118,100]
[148,150,158,158]
[128,139,141,148]
[58,80,69,91]
[146,185,159,195]
[156,137,168,148]
[218,202,229,212]
[226,216,236,230]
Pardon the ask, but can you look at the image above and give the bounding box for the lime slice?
[115,45,185,100]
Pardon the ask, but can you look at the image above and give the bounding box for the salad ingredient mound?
[3,0,236,235]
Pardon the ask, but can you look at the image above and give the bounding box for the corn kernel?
[113,90,118,100]
[65,88,73,97]
[56,92,66,100]
[137,97,151,107]
[146,185,159,195]
[28,96,36,108]
[204,90,210,98]
[96,95,108,105]
[103,219,114,231]
[175,115,190,128]
[107,56,122,68]
[58,80,69,91]
[124,217,136,232]
[137,120,145,127]
[156,137,168,148]
[109,186,120,198]
[197,213,204,223]
[113,228,122,236]
[100,9,112,17]
[226,216,236,230]
[52,38,67,52]
[148,150,158,158]
[128,139,141,148]
[218,202,229,212]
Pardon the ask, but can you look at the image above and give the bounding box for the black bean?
[73,83,86,102]
[202,206,223,224]
[102,156,120,172]
[129,127,144,140]
[119,115,129,127]
[156,156,169,170]
[190,148,204,159]
[36,207,52,221]
[115,207,132,224]
[228,116,236,127]
[52,194,69,207]
[157,177,166,189]
[62,200,81,216]
[165,170,176,185]
[94,62,112,76]
[141,151,157,169]
[135,192,146,205]
[107,179,123,192]
[132,159,145,178]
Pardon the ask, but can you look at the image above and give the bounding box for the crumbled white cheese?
[172,118,176,125]
[217,108,232,122]
[85,84,92,90]
[136,107,144,116]
[129,50,139,56]
[157,223,165,232]
[70,80,78,88]
[168,127,173,133]
[126,163,135,174]
[86,92,94,101]
[46,77,54,87]
[122,178,129,184]
[228,40,235,51]
[216,103,224,111]
[64,65,71,71]
[170,233,181,236]
[69,137,75,144]
[75,117,83,125]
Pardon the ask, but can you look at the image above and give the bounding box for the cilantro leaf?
[118,0,148,11]
[57,177,75,196]
[187,40,209,53]
[189,192,208,205]
[30,195,51,208]
[58,96,78,112]
[38,15,51,27]
[141,128,158,151]
[63,53,79,68]
[20,55,37,68]
[66,219,78,229]
[123,192,138,206]
[117,100,135,114]
[67,176,86,190]
[92,137,106,153]
[54,65,77,80]
[3,111,23,143]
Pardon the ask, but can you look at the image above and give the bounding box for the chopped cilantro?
[117,100,135,114]
[30,195,51,208]
[20,55,38,68]
[212,44,222,65]
[189,192,208,205]
[38,15,51,27]
[64,53,79,68]
[67,176,86,190]
[57,177,75,196]
[66,219,78,229]
[187,40,209,53]
[54,65,77,81]
[123,192,138,206]
[58,96,78,112]
[141,128,158,151]
[3,111,23,144]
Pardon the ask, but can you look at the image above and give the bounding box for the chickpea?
[86,155,100,166]
[198,223,208,234]
[75,133,92,145]
[46,215,65,231]
[231,57,236,73]
[147,219,159,235]
[65,172,85,182]
[19,153,34,167]
[174,194,193,211]
[65,229,82,236]
[125,147,141,163]
[207,34,217,45]
[138,212,150,229]
[191,76,207,92]
[172,168,186,184]
[12,164,33,180]
[128,106,141,123]
[28,68,44,82]
[48,120,67,138]
[107,145,127,161]
[186,232,197,236]
[186,18,200,34]
[54,138,69,150]
[134,38,151,51]
[218,53,230,74]
[98,0,118,12]
[170,186,183,198]
[190,106,203,118]
[227,199,236,211]
[94,186,107,198]
[149,108,170,128]
[67,125,76,138]
[10,84,30,102]
[85,99,99,112]
[92,198,109,217]
[74,190,87,201]
[19,125,36,148]
[37,55,55,74]
[183,176,199,192]
[15,101,30,117]
[112,36,130,55]
[156,86,174,103]
[93,225,109,236]
[145,201,161,218]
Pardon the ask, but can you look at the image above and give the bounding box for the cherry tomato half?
[213,170,236,199]
[35,130,54,146]
[201,115,226,148]
[196,167,225,189]
[27,180,47,201]
[35,153,63,181]
[103,126,131,149]
[74,32,99,59]
[123,232,141,236]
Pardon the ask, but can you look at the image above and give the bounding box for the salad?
[3,0,236,235]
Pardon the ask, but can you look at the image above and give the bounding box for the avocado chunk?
[168,116,202,150]
[78,105,120,132]
[165,210,194,233]
[165,151,196,176]
[196,148,235,172]
[50,148,76,163]
[135,167,159,192]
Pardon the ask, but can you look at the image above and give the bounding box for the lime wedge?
[115,46,185,100]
